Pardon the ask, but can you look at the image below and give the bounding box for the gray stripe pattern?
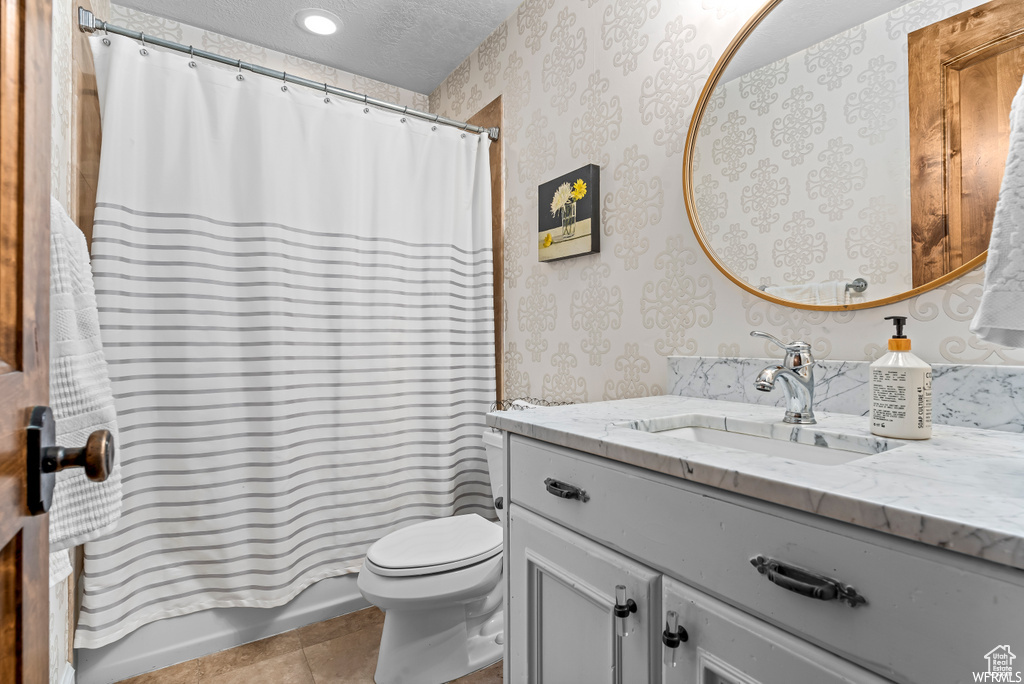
[79,197,495,647]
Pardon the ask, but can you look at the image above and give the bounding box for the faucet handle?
[750,332,813,366]
[751,331,788,351]
[750,331,810,351]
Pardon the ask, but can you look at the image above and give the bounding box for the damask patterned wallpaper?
[430,0,1024,406]
[51,0,80,213]
[694,0,934,300]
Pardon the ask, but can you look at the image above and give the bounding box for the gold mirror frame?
[681,0,988,312]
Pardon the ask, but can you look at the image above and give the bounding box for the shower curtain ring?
[323,82,331,104]
[139,33,148,56]
[188,45,196,69]
[281,71,288,92]
[236,60,245,81]
[101,21,110,46]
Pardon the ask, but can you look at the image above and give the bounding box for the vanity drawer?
[509,434,1024,684]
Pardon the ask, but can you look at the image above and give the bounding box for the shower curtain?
[77,34,495,648]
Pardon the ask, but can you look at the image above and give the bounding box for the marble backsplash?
[667,357,1024,433]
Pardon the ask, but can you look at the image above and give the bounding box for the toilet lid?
[366,514,502,575]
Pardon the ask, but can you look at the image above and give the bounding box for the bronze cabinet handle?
[26,406,116,515]
[750,555,867,608]
[543,477,590,502]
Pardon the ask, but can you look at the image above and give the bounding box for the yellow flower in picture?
[550,183,572,217]
[571,179,587,201]
[543,233,553,248]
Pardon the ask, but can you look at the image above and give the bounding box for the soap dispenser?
[870,316,932,440]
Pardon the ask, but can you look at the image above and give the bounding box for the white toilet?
[357,429,506,684]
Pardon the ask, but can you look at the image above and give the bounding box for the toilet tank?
[482,429,505,524]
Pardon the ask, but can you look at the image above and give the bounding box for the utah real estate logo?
[974,645,1021,682]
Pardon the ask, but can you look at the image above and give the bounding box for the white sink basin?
[624,414,902,466]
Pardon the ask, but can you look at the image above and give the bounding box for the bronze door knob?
[41,428,114,482]
[26,406,116,515]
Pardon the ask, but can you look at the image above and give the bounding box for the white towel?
[48,198,121,586]
[510,399,542,409]
[764,280,849,306]
[970,76,1024,348]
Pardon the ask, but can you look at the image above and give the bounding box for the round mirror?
[683,0,1023,310]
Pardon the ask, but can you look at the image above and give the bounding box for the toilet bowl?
[356,429,506,684]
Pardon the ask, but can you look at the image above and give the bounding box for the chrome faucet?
[750,331,816,425]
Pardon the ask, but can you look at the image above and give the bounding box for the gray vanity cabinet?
[661,577,889,684]
[503,432,1024,684]
[507,506,888,684]
[508,505,659,683]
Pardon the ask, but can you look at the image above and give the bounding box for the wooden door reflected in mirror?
[909,0,1024,287]
[683,0,1024,310]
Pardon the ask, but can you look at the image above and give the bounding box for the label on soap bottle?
[870,367,932,439]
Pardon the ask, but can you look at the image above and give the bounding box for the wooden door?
[508,505,659,684]
[0,0,52,681]
[909,0,1024,287]
[660,577,887,684]
[466,97,504,405]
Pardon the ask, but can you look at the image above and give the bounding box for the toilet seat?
[357,431,506,684]
[366,513,502,577]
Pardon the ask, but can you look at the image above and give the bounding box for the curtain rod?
[76,7,499,142]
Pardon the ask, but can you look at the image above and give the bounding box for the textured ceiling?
[114,0,523,94]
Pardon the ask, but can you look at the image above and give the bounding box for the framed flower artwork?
[538,164,600,262]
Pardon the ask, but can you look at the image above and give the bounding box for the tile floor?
[114,607,502,684]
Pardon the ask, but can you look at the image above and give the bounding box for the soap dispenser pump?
[870,316,932,439]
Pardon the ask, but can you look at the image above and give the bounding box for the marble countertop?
[487,396,1024,571]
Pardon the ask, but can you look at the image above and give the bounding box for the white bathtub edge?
[75,573,368,684]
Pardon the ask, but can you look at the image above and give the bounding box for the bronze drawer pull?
[750,555,867,608]
[543,477,590,502]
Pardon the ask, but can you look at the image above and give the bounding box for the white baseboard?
[75,574,367,684]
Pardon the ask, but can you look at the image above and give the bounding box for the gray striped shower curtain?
[77,34,494,648]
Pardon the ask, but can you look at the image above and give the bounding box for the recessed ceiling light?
[295,9,341,36]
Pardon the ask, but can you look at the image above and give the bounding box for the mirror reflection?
[689,0,1024,307]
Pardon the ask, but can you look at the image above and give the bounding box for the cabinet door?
[660,577,888,684]
[508,505,659,684]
